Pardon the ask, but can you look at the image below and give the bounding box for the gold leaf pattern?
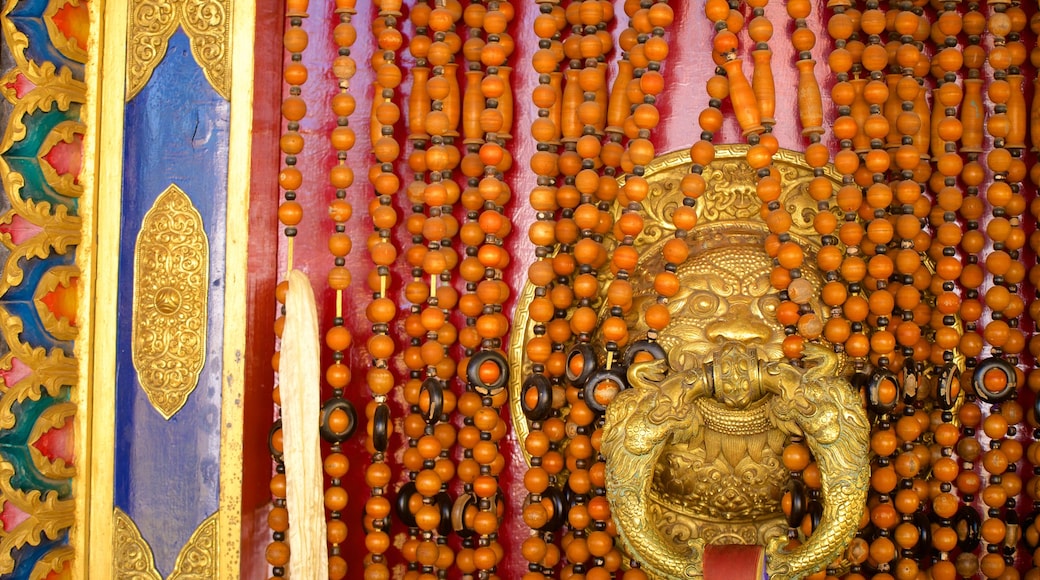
[0,461,75,574]
[169,512,217,579]
[131,185,209,420]
[113,508,162,580]
[113,509,217,580]
[0,308,77,431]
[126,0,231,101]
[26,401,76,480]
[41,0,87,64]
[36,120,86,199]
[33,265,80,342]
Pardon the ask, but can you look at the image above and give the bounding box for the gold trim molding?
[131,184,209,420]
[113,508,217,579]
[126,0,232,102]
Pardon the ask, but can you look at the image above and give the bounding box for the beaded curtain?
[262,1,1040,579]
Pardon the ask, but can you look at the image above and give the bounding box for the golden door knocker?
[510,146,871,580]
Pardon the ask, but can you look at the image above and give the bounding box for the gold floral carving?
[0,160,83,297]
[34,265,80,342]
[508,145,838,453]
[0,308,77,432]
[37,121,86,199]
[29,545,74,579]
[126,0,232,101]
[42,0,88,64]
[0,460,75,574]
[0,0,87,153]
[169,512,217,578]
[27,401,76,481]
[509,146,869,579]
[113,508,162,580]
[113,509,218,579]
[131,185,209,420]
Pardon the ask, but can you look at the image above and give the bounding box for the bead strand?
[887,0,932,378]
[1028,3,1040,571]
[362,2,406,577]
[927,1,966,374]
[977,1,1025,576]
[267,2,312,574]
[823,1,858,356]
[561,3,607,577]
[460,2,514,577]
[405,4,463,577]
[855,2,896,374]
[323,2,361,577]
[523,3,569,576]
[559,5,611,577]
[924,5,966,576]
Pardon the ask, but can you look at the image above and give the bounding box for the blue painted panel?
[114,29,228,577]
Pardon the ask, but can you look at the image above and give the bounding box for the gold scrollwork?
[42,0,88,64]
[27,401,76,481]
[131,184,209,420]
[508,145,838,456]
[0,158,83,298]
[29,545,74,579]
[0,0,88,153]
[126,0,232,101]
[113,509,217,579]
[36,120,86,199]
[169,511,217,578]
[0,460,75,575]
[113,508,162,580]
[0,307,77,432]
[34,265,80,342]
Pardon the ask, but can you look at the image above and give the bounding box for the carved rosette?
[131,184,209,420]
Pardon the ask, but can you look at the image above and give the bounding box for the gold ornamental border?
[113,508,217,578]
[125,0,232,101]
[508,145,840,461]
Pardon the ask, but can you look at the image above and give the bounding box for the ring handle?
[372,403,390,453]
[565,344,598,386]
[419,378,444,424]
[467,350,509,396]
[521,373,554,421]
[320,397,358,443]
[972,357,1017,403]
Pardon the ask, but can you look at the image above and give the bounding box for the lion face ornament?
[510,147,874,580]
[601,227,870,580]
